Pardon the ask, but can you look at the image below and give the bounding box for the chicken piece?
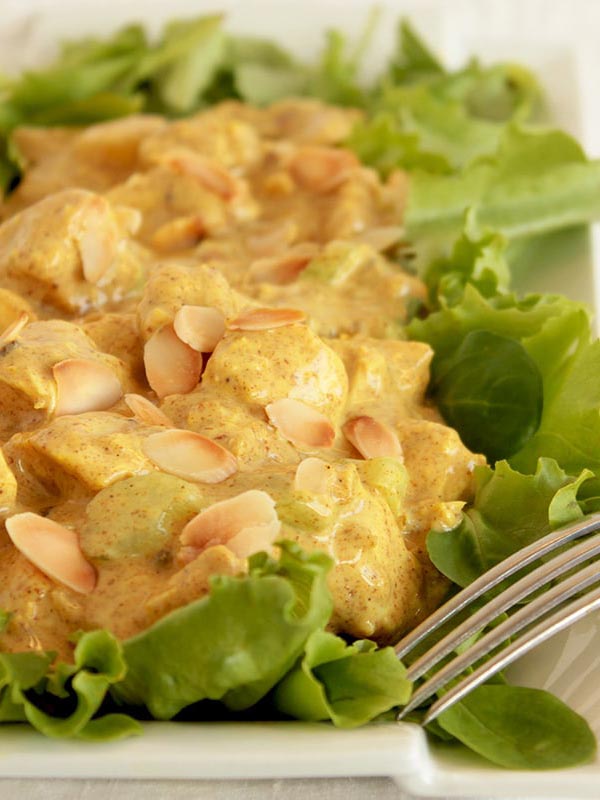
[396,418,485,544]
[4,412,160,507]
[0,287,37,330]
[106,159,258,247]
[331,337,434,424]
[266,99,363,145]
[201,323,348,422]
[137,261,246,341]
[145,545,244,624]
[0,189,147,315]
[163,390,299,470]
[280,458,426,641]
[252,242,427,338]
[82,312,145,383]
[0,545,77,656]
[138,107,263,171]
[0,448,17,518]
[163,322,347,467]
[0,320,132,440]
[4,117,166,215]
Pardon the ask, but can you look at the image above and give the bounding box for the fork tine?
[397,558,600,719]
[394,512,600,661]
[406,532,600,682]
[421,582,600,725]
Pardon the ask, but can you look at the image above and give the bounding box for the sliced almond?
[246,219,298,257]
[343,416,403,460]
[294,457,332,494]
[247,245,318,285]
[143,429,237,484]
[124,393,173,427]
[72,196,120,284]
[180,490,280,559]
[143,324,202,399]
[289,146,358,193]
[150,215,205,252]
[266,399,335,449]
[354,226,405,252]
[115,205,142,236]
[228,307,306,332]
[53,358,123,416]
[0,311,29,347]
[163,149,238,200]
[173,305,226,352]
[6,512,96,594]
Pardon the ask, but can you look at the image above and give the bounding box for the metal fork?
[395,512,600,724]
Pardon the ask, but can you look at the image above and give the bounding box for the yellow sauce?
[0,99,484,659]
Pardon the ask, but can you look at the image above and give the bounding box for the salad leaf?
[345,113,451,176]
[510,309,600,475]
[437,685,597,769]
[408,284,600,470]
[112,542,333,718]
[152,16,226,113]
[386,20,444,85]
[273,630,411,727]
[434,330,543,462]
[375,84,505,171]
[0,630,141,740]
[406,126,600,241]
[424,213,510,306]
[427,458,592,587]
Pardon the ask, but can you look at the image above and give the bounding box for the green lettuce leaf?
[386,20,444,85]
[510,309,600,474]
[151,16,226,113]
[434,330,543,462]
[409,284,600,472]
[424,213,510,306]
[112,541,333,718]
[437,685,597,769]
[273,630,412,727]
[406,126,600,241]
[427,458,592,587]
[0,630,141,740]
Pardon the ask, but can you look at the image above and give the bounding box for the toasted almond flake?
[162,149,239,200]
[354,226,405,252]
[6,512,96,594]
[0,311,29,347]
[294,457,332,494]
[180,490,280,558]
[247,245,319,284]
[289,146,358,193]
[124,393,173,427]
[143,429,237,484]
[228,307,306,331]
[246,219,298,257]
[173,305,226,352]
[115,205,142,236]
[71,196,120,284]
[53,358,123,416]
[343,416,403,460]
[150,215,205,252]
[266,399,335,449]
[143,324,202,399]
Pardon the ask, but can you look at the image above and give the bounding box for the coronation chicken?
[0,99,484,659]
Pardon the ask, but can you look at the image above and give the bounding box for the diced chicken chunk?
[0,320,131,439]
[0,189,147,314]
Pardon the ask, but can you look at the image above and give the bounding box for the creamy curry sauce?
[0,99,484,659]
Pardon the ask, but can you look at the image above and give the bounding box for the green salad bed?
[0,13,599,770]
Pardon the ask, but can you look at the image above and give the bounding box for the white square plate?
[1,1,599,796]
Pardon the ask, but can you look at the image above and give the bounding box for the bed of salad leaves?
[0,12,599,770]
